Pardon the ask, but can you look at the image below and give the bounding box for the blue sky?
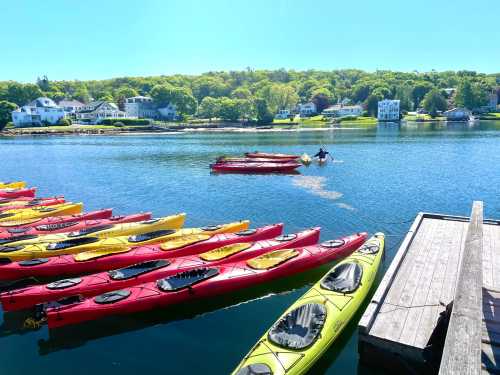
[1,0,499,82]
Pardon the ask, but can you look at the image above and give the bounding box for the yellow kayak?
[0,213,186,247]
[0,181,26,190]
[300,153,312,165]
[0,203,83,224]
[232,233,385,375]
[0,220,250,261]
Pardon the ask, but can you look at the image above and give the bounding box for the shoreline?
[1,119,499,137]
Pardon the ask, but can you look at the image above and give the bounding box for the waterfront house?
[275,109,291,119]
[11,97,66,127]
[377,99,400,121]
[76,101,126,124]
[489,88,499,110]
[58,99,84,115]
[157,103,177,120]
[444,107,472,121]
[125,96,158,119]
[297,102,317,117]
[322,104,363,118]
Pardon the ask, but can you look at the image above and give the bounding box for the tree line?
[0,69,498,126]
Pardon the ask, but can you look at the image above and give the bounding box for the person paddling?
[314,148,333,162]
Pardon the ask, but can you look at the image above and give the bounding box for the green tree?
[218,97,241,122]
[198,97,220,121]
[0,100,17,129]
[230,87,252,99]
[170,87,197,115]
[365,94,382,117]
[455,79,488,109]
[310,87,333,113]
[150,84,175,107]
[73,86,90,103]
[254,98,274,124]
[114,87,138,101]
[257,83,299,114]
[422,89,448,117]
[394,85,413,112]
[5,83,43,106]
[411,82,433,109]
[191,77,229,102]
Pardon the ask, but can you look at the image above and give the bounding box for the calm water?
[1,121,499,374]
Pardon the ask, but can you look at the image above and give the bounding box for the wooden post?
[439,201,483,375]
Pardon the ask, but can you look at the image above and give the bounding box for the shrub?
[339,115,358,122]
[57,117,72,126]
[113,122,125,127]
[99,118,151,126]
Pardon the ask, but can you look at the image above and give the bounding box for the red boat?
[0,228,319,311]
[0,212,152,243]
[0,197,66,212]
[245,152,300,160]
[217,157,299,164]
[0,224,283,281]
[0,188,36,199]
[0,209,114,233]
[211,162,301,173]
[45,232,367,328]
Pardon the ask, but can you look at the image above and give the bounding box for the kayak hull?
[0,188,36,199]
[211,162,301,173]
[218,157,299,164]
[0,197,66,212]
[0,209,114,233]
[231,234,385,375]
[245,153,300,160]
[45,232,367,328]
[0,203,84,224]
[0,224,281,281]
[1,227,318,311]
[0,182,26,190]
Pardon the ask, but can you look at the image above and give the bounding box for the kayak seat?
[0,245,24,253]
[321,262,363,293]
[35,221,79,231]
[140,218,160,224]
[128,230,176,243]
[247,249,299,270]
[201,225,223,231]
[321,239,345,248]
[235,363,273,375]
[108,260,170,280]
[19,258,50,267]
[46,237,100,251]
[0,213,15,219]
[275,234,297,242]
[33,207,56,212]
[268,303,327,350]
[358,240,381,255]
[160,234,211,251]
[109,215,125,221]
[0,234,38,245]
[199,243,252,261]
[67,224,115,237]
[157,268,219,292]
[47,278,82,290]
[94,290,131,304]
[236,229,257,236]
[7,227,32,234]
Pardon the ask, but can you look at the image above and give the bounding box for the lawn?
[403,114,446,121]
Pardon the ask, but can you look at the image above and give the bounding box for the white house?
[76,101,126,124]
[322,104,363,118]
[125,96,157,119]
[377,100,400,121]
[275,109,291,119]
[157,103,177,120]
[11,97,66,127]
[297,102,317,117]
[444,108,472,121]
[58,100,84,115]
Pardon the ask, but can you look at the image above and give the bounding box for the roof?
[28,97,58,108]
[77,101,119,113]
[58,100,84,107]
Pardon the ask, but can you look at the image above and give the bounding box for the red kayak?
[245,152,300,160]
[0,228,319,311]
[211,162,301,173]
[0,212,152,243]
[217,157,299,164]
[0,209,114,233]
[0,224,283,281]
[45,232,367,328]
[0,188,36,199]
[0,197,66,212]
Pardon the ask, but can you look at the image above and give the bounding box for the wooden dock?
[358,202,500,374]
